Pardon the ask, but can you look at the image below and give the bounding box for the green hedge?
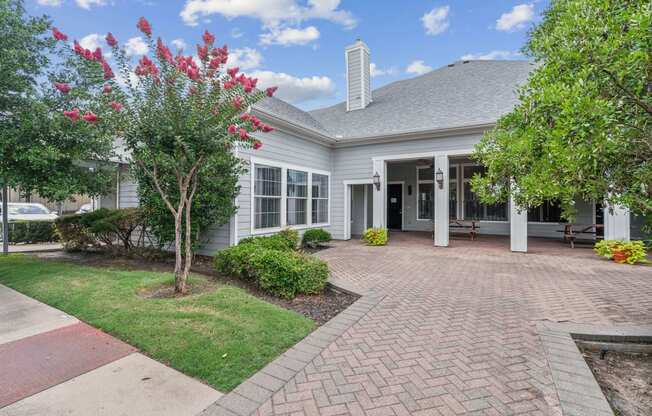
[301,228,331,248]
[7,221,58,244]
[55,208,143,252]
[214,233,328,299]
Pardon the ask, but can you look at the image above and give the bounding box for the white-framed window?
[251,157,330,233]
[449,165,458,220]
[312,173,329,225]
[253,164,282,229]
[417,166,433,220]
[287,169,308,226]
[461,164,507,221]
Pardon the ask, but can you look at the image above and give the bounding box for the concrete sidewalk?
[0,285,222,415]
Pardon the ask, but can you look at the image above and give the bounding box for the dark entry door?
[387,184,402,230]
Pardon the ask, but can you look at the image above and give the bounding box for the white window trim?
[416,166,434,221]
[250,156,330,235]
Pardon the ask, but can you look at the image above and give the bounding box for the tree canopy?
[472,0,651,225]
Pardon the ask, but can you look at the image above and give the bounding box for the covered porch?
[347,151,631,252]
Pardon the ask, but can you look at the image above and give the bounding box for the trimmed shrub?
[302,228,332,248]
[278,227,299,249]
[594,240,649,265]
[249,250,328,299]
[55,213,96,250]
[214,243,262,279]
[55,208,143,252]
[8,221,58,244]
[239,234,294,251]
[362,227,388,246]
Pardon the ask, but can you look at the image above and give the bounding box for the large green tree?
[0,0,113,253]
[472,0,651,225]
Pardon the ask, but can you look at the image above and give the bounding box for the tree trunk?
[2,184,8,255]
[173,209,186,293]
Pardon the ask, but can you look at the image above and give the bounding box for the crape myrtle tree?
[53,17,277,293]
[1,0,113,254]
[471,0,652,227]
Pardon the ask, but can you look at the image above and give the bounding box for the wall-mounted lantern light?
[435,168,444,189]
[373,172,381,191]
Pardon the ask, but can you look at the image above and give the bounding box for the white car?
[1,203,59,222]
[76,203,93,214]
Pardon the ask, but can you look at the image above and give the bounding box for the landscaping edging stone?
[199,279,384,416]
[536,321,652,416]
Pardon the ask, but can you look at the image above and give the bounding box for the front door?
[387,184,402,230]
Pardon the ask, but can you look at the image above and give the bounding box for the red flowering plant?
[52,19,277,293]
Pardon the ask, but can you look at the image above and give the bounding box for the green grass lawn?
[0,255,314,392]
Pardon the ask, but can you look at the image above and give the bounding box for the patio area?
[240,233,651,415]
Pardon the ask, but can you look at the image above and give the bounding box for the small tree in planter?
[52,19,277,293]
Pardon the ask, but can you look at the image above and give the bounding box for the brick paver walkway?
[252,233,652,416]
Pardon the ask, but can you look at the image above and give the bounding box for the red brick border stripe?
[0,322,136,408]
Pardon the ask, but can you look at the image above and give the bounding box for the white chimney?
[345,39,371,111]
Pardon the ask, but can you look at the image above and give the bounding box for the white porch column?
[604,204,630,241]
[372,159,385,228]
[433,155,449,247]
[509,194,528,252]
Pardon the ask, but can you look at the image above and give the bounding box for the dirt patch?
[32,250,359,325]
[581,347,652,416]
[138,276,219,299]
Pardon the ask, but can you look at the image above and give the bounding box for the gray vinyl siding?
[350,184,366,236]
[236,129,333,242]
[196,223,231,256]
[330,133,483,239]
[347,49,362,110]
[117,165,139,208]
[362,49,371,106]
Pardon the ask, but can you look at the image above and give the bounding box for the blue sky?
[27,0,549,110]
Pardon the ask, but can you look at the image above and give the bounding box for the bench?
[558,224,603,248]
[449,220,480,241]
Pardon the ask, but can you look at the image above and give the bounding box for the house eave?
[251,107,337,146]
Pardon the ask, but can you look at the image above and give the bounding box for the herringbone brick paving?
[253,233,652,416]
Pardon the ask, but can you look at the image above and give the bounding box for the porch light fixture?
[435,168,444,189]
[373,172,381,191]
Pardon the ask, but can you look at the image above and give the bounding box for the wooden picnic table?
[557,224,603,248]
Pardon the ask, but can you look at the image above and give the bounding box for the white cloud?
[370,63,397,77]
[421,5,450,36]
[460,50,522,60]
[171,38,187,51]
[227,47,263,70]
[250,70,335,104]
[496,4,534,32]
[37,0,63,6]
[231,28,244,38]
[260,26,319,46]
[125,37,149,56]
[78,33,112,58]
[406,60,432,75]
[76,0,107,9]
[179,0,356,29]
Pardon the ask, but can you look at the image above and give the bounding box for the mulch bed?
[581,347,652,416]
[33,249,358,326]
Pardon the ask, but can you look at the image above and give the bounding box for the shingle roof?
[253,60,534,141]
[309,60,534,139]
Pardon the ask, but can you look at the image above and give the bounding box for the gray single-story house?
[102,40,639,255]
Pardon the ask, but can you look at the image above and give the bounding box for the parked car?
[76,203,93,214]
[0,203,58,222]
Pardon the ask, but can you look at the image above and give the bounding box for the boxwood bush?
[362,227,388,246]
[214,233,329,299]
[8,221,58,244]
[302,228,332,248]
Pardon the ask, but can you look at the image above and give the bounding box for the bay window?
[252,159,329,231]
[312,173,329,224]
[254,164,282,229]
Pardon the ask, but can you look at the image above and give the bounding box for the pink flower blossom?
[238,128,248,140]
[227,124,237,134]
[253,140,263,150]
[197,44,208,61]
[265,86,278,97]
[227,67,239,79]
[202,30,215,45]
[110,101,122,112]
[103,84,112,94]
[83,111,98,123]
[232,96,242,110]
[101,60,114,79]
[262,124,274,133]
[136,17,152,36]
[208,58,222,69]
[52,27,68,41]
[156,38,173,64]
[223,80,234,90]
[54,82,71,94]
[93,47,103,61]
[187,67,199,81]
[63,108,80,121]
[106,32,118,47]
